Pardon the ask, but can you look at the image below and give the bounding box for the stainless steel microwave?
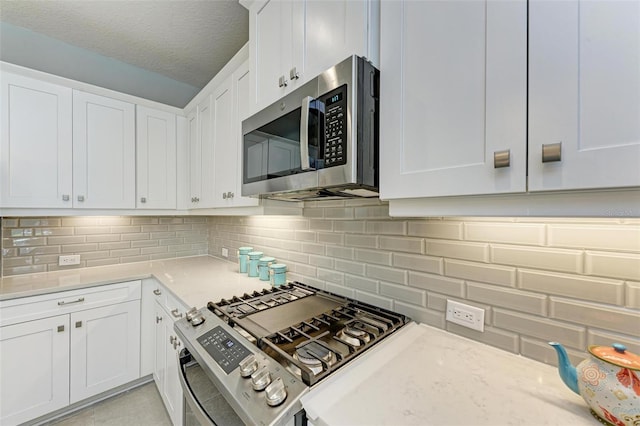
[241,55,379,201]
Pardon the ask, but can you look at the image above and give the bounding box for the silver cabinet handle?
[169,335,175,344]
[290,67,299,80]
[156,316,163,324]
[58,297,85,306]
[300,96,313,171]
[140,197,147,203]
[62,194,70,201]
[57,325,65,332]
[77,195,85,202]
[278,75,288,88]
[222,191,234,199]
[494,150,511,168]
[153,289,162,296]
[173,339,181,350]
[542,142,562,163]
[171,308,183,318]
[222,192,227,199]
[191,197,200,203]
[75,321,82,328]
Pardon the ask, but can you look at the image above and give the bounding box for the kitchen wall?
[2,203,639,366]
[1,216,208,275]
[208,199,640,366]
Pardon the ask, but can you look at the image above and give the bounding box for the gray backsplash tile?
[3,205,639,368]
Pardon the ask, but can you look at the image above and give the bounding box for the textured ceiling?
[0,0,249,104]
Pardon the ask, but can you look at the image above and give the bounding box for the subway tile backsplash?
[207,199,640,366]
[1,216,208,275]
[2,200,639,368]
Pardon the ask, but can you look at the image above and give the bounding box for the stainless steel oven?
[174,282,410,426]
[241,55,379,201]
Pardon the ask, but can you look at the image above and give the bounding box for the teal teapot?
[549,342,640,425]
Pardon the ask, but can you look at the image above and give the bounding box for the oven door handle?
[178,350,216,426]
[300,96,313,171]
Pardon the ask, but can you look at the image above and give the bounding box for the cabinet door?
[0,72,73,208]
[187,109,200,207]
[303,0,372,78]
[232,61,260,208]
[197,95,215,208]
[212,76,235,207]
[529,0,640,191]
[136,106,177,209]
[73,91,136,208]
[0,315,69,426]
[251,0,294,110]
[380,0,527,199]
[163,324,184,426]
[69,300,141,403]
[153,301,166,394]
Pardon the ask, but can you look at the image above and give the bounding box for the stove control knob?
[239,355,259,378]
[186,308,199,322]
[251,366,272,391]
[265,377,287,406]
[190,314,205,326]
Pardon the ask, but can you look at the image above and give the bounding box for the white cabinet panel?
[380,0,527,199]
[69,300,141,403]
[0,72,73,208]
[73,91,136,208]
[212,75,235,207]
[0,315,70,426]
[136,106,177,209]
[529,0,640,191]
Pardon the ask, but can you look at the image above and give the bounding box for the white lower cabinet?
[146,281,186,426]
[69,300,141,403]
[0,281,141,426]
[0,315,70,425]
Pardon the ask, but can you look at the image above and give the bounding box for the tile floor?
[45,382,171,426]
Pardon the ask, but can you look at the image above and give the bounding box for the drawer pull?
[75,321,82,328]
[58,297,85,306]
[153,289,162,296]
[57,325,65,332]
[171,309,183,318]
[542,142,562,163]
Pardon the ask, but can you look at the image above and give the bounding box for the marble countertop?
[302,322,594,426]
[0,256,272,307]
[2,256,595,425]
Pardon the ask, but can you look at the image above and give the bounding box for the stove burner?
[337,323,372,346]
[291,342,335,375]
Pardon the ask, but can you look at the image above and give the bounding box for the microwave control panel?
[322,85,347,167]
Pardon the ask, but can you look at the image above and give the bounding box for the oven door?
[242,79,323,197]
[178,349,245,426]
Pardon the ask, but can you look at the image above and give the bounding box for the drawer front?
[0,280,142,327]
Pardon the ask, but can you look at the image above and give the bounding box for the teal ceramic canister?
[247,251,264,277]
[237,247,253,273]
[269,264,287,287]
[258,257,276,281]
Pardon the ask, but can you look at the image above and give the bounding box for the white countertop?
[0,255,272,307]
[302,322,593,426]
[1,256,594,425]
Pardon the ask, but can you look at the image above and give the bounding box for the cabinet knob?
[542,142,562,163]
[57,325,65,332]
[289,67,299,80]
[169,335,175,344]
[222,192,227,199]
[156,316,163,324]
[153,289,162,296]
[62,194,70,201]
[228,192,234,199]
[494,150,511,168]
[223,191,234,200]
[140,197,147,203]
[77,195,85,202]
[75,321,82,328]
[171,308,183,318]
[278,75,288,88]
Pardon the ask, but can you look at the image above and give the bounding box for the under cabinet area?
[0,281,142,426]
[380,0,640,215]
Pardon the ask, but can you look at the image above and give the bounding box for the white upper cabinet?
[0,72,73,208]
[528,0,640,191]
[188,95,215,208]
[248,0,378,112]
[136,106,177,209]
[73,91,136,209]
[186,108,200,208]
[213,61,260,208]
[380,0,527,199]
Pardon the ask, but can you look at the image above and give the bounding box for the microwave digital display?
[327,93,342,106]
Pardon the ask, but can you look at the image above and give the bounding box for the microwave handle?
[300,96,313,171]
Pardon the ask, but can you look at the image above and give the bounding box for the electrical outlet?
[446,300,485,332]
[221,248,229,258]
[59,255,81,266]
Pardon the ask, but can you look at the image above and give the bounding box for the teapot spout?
[549,342,579,395]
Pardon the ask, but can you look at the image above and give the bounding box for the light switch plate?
[221,248,229,258]
[446,300,485,332]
